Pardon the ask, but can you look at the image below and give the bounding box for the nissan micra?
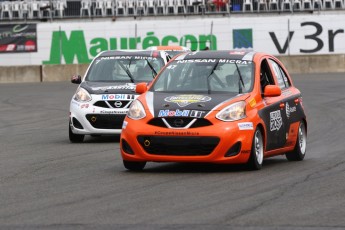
[69,50,170,143]
[120,51,307,170]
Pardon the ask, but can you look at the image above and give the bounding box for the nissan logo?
[114,101,122,108]
[173,119,184,127]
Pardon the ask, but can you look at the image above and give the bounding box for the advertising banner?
[0,13,345,66]
[0,24,37,53]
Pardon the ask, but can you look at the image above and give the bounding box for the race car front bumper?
[120,118,256,164]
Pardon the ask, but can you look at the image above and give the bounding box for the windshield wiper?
[145,59,157,78]
[234,63,245,94]
[206,61,219,94]
[118,60,134,83]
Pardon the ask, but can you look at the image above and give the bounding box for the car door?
[268,58,306,148]
[258,58,287,151]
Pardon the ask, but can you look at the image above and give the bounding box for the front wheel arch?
[256,123,266,154]
[247,126,264,170]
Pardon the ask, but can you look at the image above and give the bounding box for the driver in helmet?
[231,65,252,92]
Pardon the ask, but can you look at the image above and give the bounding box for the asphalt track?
[1,73,345,230]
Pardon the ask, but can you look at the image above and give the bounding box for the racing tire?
[123,160,146,171]
[247,128,264,170]
[69,123,84,143]
[286,120,307,161]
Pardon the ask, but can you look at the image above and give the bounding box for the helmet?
[236,65,251,80]
[233,65,252,91]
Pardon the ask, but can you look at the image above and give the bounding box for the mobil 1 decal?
[153,93,232,118]
[158,109,206,118]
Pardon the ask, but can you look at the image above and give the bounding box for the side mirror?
[135,82,148,94]
[71,75,81,84]
[264,85,281,97]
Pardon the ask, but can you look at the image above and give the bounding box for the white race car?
[69,50,170,142]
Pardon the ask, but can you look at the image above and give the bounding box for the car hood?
[81,81,138,94]
[146,92,241,118]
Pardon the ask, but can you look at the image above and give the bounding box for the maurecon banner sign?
[1,14,345,66]
[0,24,37,53]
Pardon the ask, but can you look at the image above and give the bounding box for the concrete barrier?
[277,54,345,74]
[0,54,344,83]
[41,64,89,82]
[0,66,41,83]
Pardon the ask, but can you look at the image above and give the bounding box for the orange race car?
[120,51,307,171]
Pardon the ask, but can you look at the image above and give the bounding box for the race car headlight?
[127,100,146,120]
[74,87,92,102]
[216,101,246,121]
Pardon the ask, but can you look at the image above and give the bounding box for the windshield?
[151,59,254,94]
[85,56,165,82]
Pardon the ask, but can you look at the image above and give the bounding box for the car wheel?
[123,160,146,171]
[69,122,84,143]
[286,120,307,161]
[247,128,264,170]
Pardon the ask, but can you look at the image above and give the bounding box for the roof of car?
[98,50,166,58]
[175,50,256,61]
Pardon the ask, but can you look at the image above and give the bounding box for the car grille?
[148,117,213,128]
[94,100,132,109]
[137,136,220,156]
[86,114,126,129]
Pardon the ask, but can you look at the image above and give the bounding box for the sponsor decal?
[93,84,136,91]
[238,122,254,130]
[285,102,296,119]
[154,131,199,136]
[100,110,127,114]
[249,98,256,108]
[176,59,252,65]
[241,150,251,154]
[122,121,128,129]
[158,109,190,117]
[218,59,252,65]
[176,59,217,63]
[101,94,135,100]
[164,95,211,107]
[190,110,205,118]
[229,51,246,55]
[158,109,205,118]
[100,56,158,60]
[80,104,89,109]
[270,110,282,131]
